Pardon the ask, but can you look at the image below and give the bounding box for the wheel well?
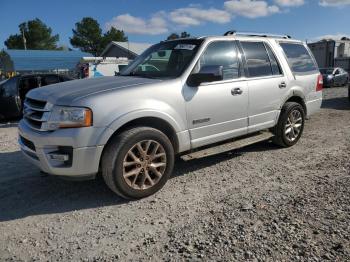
[106,117,179,153]
[285,96,307,115]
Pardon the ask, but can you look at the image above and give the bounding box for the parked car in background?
[0,74,72,119]
[320,67,349,87]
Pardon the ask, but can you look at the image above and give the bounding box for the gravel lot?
[0,87,349,261]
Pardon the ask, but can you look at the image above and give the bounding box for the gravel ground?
[0,87,349,261]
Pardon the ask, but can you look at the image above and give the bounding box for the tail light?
[316,74,323,92]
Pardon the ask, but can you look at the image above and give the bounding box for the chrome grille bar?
[23,98,52,131]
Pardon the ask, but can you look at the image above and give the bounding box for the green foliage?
[167,33,180,40]
[167,32,191,40]
[70,17,128,56]
[4,18,59,50]
[70,17,102,56]
[101,27,128,48]
[180,31,191,38]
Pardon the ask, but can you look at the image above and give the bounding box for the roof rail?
[224,30,291,39]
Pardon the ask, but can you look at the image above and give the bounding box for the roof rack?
[224,30,292,39]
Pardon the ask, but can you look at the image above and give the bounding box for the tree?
[101,27,128,50]
[70,17,128,56]
[180,31,191,38]
[166,31,191,40]
[70,17,102,56]
[4,18,59,50]
[167,33,180,40]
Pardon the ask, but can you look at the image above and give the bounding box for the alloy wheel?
[285,109,303,142]
[122,140,167,190]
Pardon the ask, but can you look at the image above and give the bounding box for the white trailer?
[78,57,130,78]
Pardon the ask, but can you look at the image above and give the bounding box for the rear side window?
[2,78,17,96]
[41,75,59,86]
[280,43,317,73]
[59,75,72,82]
[240,41,272,77]
[118,64,127,71]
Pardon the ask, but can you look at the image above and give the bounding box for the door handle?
[279,82,287,89]
[231,87,243,96]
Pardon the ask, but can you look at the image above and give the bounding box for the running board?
[181,131,274,161]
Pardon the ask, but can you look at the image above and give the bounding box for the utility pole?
[21,23,27,50]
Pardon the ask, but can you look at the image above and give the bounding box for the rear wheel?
[272,102,305,147]
[101,127,174,199]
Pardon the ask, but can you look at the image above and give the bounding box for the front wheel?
[272,102,305,147]
[101,127,175,199]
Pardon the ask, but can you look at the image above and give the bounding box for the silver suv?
[18,32,323,199]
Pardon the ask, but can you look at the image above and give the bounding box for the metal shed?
[0,49,92,75]
[100,41,152,59]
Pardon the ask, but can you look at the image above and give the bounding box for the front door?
[184,40,248,148]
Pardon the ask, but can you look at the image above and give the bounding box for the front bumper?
[18,120,105,177]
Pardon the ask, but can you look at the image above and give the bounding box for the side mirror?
[187,65,223,87]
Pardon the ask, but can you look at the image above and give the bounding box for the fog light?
[49,153,69,162]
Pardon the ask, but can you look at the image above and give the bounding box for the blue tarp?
[4,49,92,71]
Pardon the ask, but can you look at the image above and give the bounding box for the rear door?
[338,68,348,85]
[19,76,39,101]
[0,77,21,117]
[239,41,288,132]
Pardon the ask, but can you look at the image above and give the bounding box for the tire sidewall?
[112,129,174,199]
[281,104,305,147]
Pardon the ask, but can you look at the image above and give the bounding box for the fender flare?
[96,109,184,146]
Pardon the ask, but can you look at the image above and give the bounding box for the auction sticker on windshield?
[174,44,196,50]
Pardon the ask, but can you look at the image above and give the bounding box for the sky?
[0,0,349,49]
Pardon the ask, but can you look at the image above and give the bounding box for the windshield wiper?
[126,71,158,79]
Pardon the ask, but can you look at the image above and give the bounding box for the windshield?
[0,79,8,86]
[120,39,203,78]
[320,68,334,74]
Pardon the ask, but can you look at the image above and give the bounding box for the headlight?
[42,106,93,131]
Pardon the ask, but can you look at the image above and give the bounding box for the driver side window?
[195,41,240,80]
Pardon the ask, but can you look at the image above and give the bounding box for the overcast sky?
[0,0,349,49]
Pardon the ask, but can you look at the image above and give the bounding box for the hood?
[26,76,161,105]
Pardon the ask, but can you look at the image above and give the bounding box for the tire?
[101,127,175,199]
[272,102,305,147]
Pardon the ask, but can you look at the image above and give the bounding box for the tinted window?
[19,77,38,99]
[41,75,59,86]
[241,41,272,77]
[280,43,317,73]
[265,43,282,75]
[320,68,333,74]
[2,78,18,96]
[118,64,127,71]
[197,41,240,80]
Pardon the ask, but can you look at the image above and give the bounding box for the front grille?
[23,97,51,131]
[20,135,36,152]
